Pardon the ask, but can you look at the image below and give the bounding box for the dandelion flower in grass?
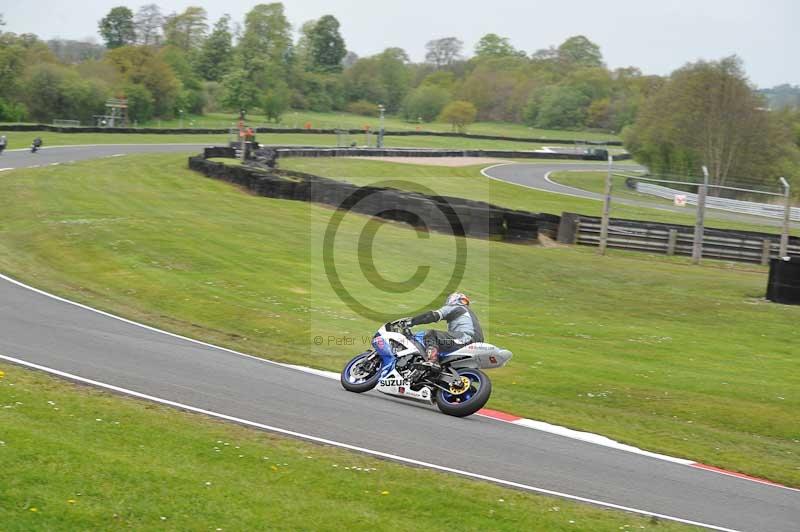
[0,370,5,379]
[270,465,278,472]
[380,491,390,496]
[29,507,38,512]
[67,499,77,504]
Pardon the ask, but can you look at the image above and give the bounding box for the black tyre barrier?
[252,146,631,164]
[189,151,567,243]
[1,123,620,146]
[766,257,800,304]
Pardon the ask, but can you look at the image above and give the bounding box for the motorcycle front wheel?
[340,351,382,393]
[435,368,492,417]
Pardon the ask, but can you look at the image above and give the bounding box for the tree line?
[0,3,662,131]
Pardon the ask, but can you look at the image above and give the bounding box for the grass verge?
[0,363,690,531]
[0,154,798,487]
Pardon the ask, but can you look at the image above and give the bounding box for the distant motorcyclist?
[31,137,42,153]
[399,292,484,370]
[0,135,6,154]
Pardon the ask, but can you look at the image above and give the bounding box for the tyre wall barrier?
[192,149,556,243]
[0,123,620,145]
[254,146,631,163]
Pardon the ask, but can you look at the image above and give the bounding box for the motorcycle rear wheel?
[435,368,492,417]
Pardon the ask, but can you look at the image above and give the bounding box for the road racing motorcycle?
[340,319,512,417]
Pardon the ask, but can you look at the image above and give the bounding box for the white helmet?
[445,292,470,306]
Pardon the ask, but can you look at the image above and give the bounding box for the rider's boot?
[418,346,441,372]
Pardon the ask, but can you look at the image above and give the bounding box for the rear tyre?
[435,368,492,417]
[340,351,382,393]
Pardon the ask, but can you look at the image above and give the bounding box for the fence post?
[761,239,772,265]
[573,221,581,244]
[667,229,678,256]
[779,177,791,257]
[598,154,613,255]
[692,166,709,264]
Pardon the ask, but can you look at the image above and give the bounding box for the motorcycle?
[340,319,512,417]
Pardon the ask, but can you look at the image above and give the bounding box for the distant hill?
[759,84,800,110]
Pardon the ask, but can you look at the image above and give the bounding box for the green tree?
[220,66,260,112]
[239,3,292,85]
[526,85,591,129]
[122,83,155,122]
[196,15,233,82]
[163,7,208,53]
[402,85,450,122]
[474,34,523,58]
[105,46,181,116]
[343,48,410,112]
[425,37,463,68]
[98,7,136,49]
[262,81,290,122]
[438,100,476,132]
[557,35,603,68]
[134,4,164,46]
[23,63,108,123]
[625,56,790,183]
[307,15,346,73]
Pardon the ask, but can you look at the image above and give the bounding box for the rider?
[0,135,7,154]
[32,137,42,151]
[403,292,484,370]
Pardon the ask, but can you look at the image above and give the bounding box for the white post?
[692,166,709,265]
[779,177,791,257]
[598,154,613,255]
[377,105,385,148]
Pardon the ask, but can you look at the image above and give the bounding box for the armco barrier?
[190,148,555,243]
[557,212,800,263]
[0,123,620,145]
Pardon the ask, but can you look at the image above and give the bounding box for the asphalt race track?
[482,162,789,228]
[1,145,799,531]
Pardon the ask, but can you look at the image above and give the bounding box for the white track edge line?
[0,353,742,532]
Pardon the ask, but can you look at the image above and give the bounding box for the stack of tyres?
[766,257,800,304]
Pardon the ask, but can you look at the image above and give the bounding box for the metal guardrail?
[573,219,800,264]
[627,180,800,222]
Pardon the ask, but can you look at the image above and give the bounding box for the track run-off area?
[1,144,798,532]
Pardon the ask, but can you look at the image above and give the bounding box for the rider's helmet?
[445,292,470,306]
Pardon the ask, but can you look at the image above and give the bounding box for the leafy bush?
[402,85,450,122]
[346,100,378,116]
[438,100,476,133]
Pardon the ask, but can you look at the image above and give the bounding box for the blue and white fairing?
[371,332,396,378]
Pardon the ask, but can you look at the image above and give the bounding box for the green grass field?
[1,153,799,488]
[0,364,691,531]
[279,158,798,236]
[132,110,620,142]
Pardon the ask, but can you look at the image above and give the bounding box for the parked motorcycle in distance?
[340,319,512,417]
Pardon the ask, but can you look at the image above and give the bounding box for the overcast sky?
[1,0,796,88]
